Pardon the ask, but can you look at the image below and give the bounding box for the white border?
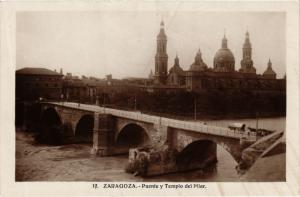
[0,1,299,196]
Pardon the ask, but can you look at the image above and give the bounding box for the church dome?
[214,48,235,64]
[213,35,235,72]
[169,55,184,74]
[214,49,234,62]
[189,49,208,71]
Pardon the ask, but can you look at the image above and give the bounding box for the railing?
[48,102,257,140]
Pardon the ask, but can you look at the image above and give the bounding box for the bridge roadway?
[47,102,256,141]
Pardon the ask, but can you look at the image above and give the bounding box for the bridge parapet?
[44,102,257,141]
[108,110,160,125]
[161,118,257,140]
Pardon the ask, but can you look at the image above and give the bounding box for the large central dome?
[213,35,235,72]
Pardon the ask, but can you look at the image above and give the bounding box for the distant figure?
[241,124,246,131]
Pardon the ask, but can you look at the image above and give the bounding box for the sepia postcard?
[0,0,299,196]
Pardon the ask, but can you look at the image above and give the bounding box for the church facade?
[151,21,285,92]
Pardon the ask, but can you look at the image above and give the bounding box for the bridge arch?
[74,114,94,143]
[38,107,63,144]
[41,107,62,126]
[176,139,218,170]
[176,135,242,164]
[115,123,150,149]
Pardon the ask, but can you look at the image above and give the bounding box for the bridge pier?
[127,141,218,177]
[152,124,169,146]
[91,113,114,156]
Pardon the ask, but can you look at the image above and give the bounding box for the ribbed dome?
[213,35,235,72]
[214,48,235,64]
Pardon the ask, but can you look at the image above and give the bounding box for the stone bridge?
[39,102,257,163]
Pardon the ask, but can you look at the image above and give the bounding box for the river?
[16,117,285,182]
[142,116,286,181]
[203,116,286,132]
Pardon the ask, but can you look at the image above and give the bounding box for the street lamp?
[194,96,197,121]
[134,94,137,111]
[96,95,99,106]
[78,95,81,108]
[60,94,64,106]
[103,93,106,106]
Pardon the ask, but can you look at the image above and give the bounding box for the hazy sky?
[17,11,286,79]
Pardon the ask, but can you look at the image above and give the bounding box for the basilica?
[150,21,284,92]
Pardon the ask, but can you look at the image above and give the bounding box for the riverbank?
[15,130,239,182]
[16,130,135,181]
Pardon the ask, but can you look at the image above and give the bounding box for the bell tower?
[154,21,168,85]
[240,31,256,74]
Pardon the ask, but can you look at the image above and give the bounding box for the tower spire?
[263,58,276,79]
[268,58,272,68]
[240,30,255,74]
[160,20,164,28]
[222,32,227,48]
[149,69,154,79]
[154,20,168,85]
[174,54,179,66]
[245,30,250,44]
[195,48,203,64]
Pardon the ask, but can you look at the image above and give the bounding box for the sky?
[16,11,286,79]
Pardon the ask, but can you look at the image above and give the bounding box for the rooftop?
[16,67,63,76]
